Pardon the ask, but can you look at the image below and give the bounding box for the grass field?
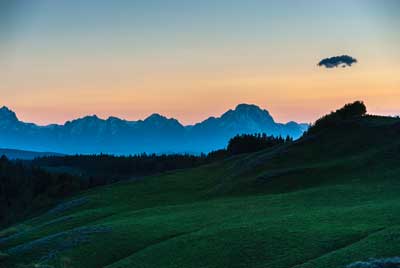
[1,115,400,268]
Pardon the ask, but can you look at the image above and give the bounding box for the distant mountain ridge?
[0,148,64,160]
[0,104,308,154]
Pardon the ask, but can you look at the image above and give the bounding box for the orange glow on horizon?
[5,64,399,126]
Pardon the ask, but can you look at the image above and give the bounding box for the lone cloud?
[318,55,358,68]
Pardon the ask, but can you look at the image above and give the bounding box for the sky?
[1,0,399,125]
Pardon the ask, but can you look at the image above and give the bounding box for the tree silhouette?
[308,101,367,134]
[227,133,291,155]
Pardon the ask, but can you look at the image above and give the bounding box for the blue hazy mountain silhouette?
[0,104,308,154]
[0,148,64,160]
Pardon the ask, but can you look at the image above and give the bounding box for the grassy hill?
[1,113,400,268]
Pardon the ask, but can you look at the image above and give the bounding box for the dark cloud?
[318,55,358,68]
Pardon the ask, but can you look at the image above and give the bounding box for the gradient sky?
[1,0,399,125]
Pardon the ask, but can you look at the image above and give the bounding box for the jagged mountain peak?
[234,103,264,111]
[144,113,183,128]
[236,104,272,117]
[82,114,100,120]
[107,116,122,121]
[145,113,167,122]
[221,103,274,124]
[0,106,19,123]
[0,106,11,111]
[63,115,105,134]
[67,114,102,123]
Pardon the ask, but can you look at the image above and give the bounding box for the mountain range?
[0,104,308,154]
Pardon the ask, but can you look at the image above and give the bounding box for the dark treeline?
[307,101,367,134]
[32,153,223,183]
[0,156,84,226]
[227,133,292,155]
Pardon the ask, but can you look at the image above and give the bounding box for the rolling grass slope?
[2,115,400,268]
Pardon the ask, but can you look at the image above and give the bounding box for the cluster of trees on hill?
[227,134,292,155]
[0,156,84,226]
[307,101,367,134]
[33,153,222,184]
